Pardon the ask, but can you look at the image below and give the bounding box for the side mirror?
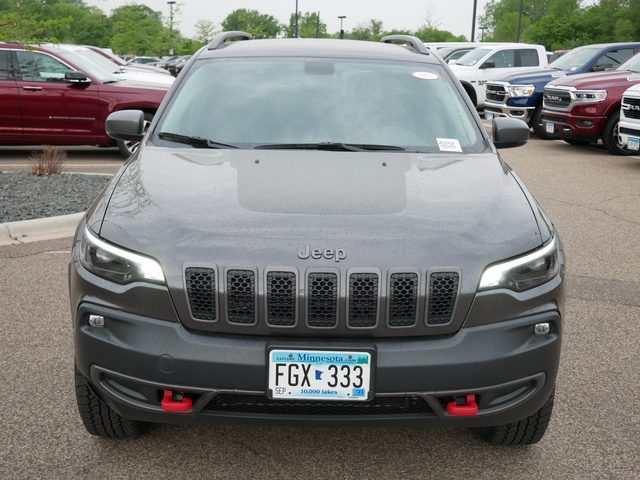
[106,110,145,141]
[65,71,90,84]
[492,117,529,149]
[480,61,496,69]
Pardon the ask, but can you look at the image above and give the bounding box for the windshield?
[548,46,600,71]
[156,58,483,153]
[617,52,640,72]
[56,50,118,83]
[451,48,491,66]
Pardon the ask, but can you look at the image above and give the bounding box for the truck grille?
[184,267,460,334]
[621,96,640,120]
[485,84,507,102]
[543,88,572,110]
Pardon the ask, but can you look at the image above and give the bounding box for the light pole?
[479,26,487,42]
[338,15,346,39]
[295,0,299,38]
[101,14,106,48]
[167,1,176,55]
[516,0,524,42]
[471,0,477,42]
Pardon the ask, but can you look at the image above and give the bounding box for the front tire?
[531,104,557,140]
[475,390,555,446]
[75,366,149,438]
[602,110,633,155]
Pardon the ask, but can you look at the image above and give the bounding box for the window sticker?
[412,71,440,80]
[437,138,463,152]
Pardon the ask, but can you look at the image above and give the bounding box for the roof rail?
[380,35,429,55]
[208,31,254,51]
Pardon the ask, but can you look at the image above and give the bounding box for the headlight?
[572,90,607,104]
[80,227,165,284]
[506,84,535,97]
[479,237,560,292]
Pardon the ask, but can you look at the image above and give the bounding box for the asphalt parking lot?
[1,136,639,479]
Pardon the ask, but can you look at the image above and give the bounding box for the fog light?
[534,322,551,336]
[577,120,594,128]
[88,315,105,328]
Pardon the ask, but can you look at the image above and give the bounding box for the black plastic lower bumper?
[74,303,561,428]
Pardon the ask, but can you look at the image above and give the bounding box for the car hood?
[88,147,548,289]
[494,68,569,84]
[547,70,640,89]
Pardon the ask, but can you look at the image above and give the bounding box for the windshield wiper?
[253,142,405,152]
[158,132,239,149]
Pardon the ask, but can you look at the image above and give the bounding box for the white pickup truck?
[448,43,548,108]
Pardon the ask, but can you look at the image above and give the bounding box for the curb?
[0,212,84,246]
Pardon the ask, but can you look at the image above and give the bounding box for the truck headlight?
[573,90,607,104]
[479,236,560,292]
[80,227,165,284]
[506,84,535,97]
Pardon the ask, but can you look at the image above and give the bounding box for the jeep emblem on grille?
[298,245,347,262]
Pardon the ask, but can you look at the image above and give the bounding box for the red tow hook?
[447,394,478,416]
[161,390,193,412]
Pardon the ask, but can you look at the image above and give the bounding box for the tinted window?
[594,48,635,70]
[157,59,483,153]
[518,49,539,67]
[487,49,515,68]
[0,50,14,80]
[16,51,72,82]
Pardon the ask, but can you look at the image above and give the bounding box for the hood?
[89,148,547,289]
[547,70,640,89]
[495,67,569,84]
[114,69,175,87]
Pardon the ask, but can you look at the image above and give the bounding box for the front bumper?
[619,119,640,150]
[74,300,561,428]
[484,101,535,123]
[541,110,607,143]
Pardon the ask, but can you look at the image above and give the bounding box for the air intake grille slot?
[389,273,418,326]
[428,272,459,325]
[204,394,433,415]
[307,272,338,327]
[227,270,255,324]
[348,273,379,328]
[185,267,216,321]
[266,271,296,326]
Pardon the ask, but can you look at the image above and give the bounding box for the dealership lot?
[1,136,639,478]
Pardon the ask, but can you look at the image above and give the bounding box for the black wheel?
[75,365,149,438]
[116,112,153,157]
[563,138,590,146]
[602,110,634,155]
[531,104,557,140]
[475,390,555,446]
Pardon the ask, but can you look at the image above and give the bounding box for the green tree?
[221,9,282,39]
[413,26,467,42]
[110,5,168,56]
[349,19,384,41]
[0,0,72,43]
[284,11,327,38]
[194,19,217,44]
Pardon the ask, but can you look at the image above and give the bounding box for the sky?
[84,0,493,41]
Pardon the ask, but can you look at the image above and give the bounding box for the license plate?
[486,112,494,121]
[268,349,373,401]
[629,137,639,151]
[546,122,555,134]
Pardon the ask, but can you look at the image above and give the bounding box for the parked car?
[541,51,640,154]
[166,55,192,76]
[617,83,640,150]
[548,49,570,63]
[484,43,640,139]
[71,32,564,445]
[86,46,172,76]
[448,43,548,108]
[58,44,175,87]
[127,56,162,65]
[0,43,170,156]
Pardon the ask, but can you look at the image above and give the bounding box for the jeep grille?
[184,267,461,335]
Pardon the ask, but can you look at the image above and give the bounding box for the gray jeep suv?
[70,32,564,445]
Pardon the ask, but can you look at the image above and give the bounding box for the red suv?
[0,44,170,156]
